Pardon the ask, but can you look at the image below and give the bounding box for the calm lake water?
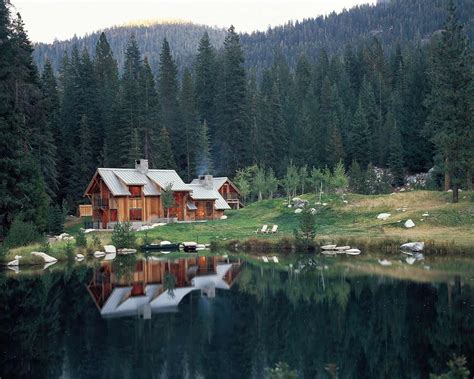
[0,254,473,378]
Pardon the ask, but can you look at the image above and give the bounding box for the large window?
[129,186,141,198]
[129,208,142,221]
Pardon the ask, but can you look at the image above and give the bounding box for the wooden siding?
[79,204,92,217]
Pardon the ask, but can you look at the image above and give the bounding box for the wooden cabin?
[191,176,243,209]
[86,256,242,318]
[82,160,231,229]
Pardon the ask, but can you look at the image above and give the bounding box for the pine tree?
[139,57,160,166]
[387,123,405,186]
[179,69,198,181]
[155,127,176,169]
[425,1,473,202]
[351,100,370,168]
[194,32,217,131]
[215,26,249,174]
[195,120,213,176]
[94,32,119,166]
[158,38,182,168]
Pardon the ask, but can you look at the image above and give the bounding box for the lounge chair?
[272,256,279,263]
[256,224,268,234]
[262,256,269,263]
[268,225,278,234]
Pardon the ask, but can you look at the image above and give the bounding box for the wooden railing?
[223,193,239,201]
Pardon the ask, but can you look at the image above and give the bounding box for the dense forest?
[32,0,474,76]
[0,0,473,238]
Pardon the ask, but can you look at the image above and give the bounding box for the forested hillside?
[33,0,474,76]
[33,21,227,74]
[0,0,472,241]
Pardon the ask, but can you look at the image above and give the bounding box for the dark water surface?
[0,254,473,378]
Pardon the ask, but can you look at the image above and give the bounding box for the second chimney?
[135,159,149,174]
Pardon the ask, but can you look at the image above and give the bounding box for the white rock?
[343,200,348,204]
[220,215,228,220]
[83,229,95,234]
[75,254,85,261]
[321,244,337,250]
[378,259,392,266]
[310,208,317,215]
[14,255,22,260]
[117,248,136,255]
[404,219,415,228]
[401,242,424,252]
[422,213,429,217]
[31,252,58,263]
[104,245,116,254]
[322,203,328,206]
[406,257,416,265]
[7,259,20,266]
[160,241,172,246]
[57,233,71,240]
[103,252,116,261]
[94,251,105,258]
[377,213,391,220]
[294,208,302,214]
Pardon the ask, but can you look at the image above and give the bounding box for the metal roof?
[190,176,240,195]
[113,169,149,185]
[97,169,130,196]
[147,170,191,191]
[186,201,197,211]
[96,168,161,196]
[215,193,231,210]
[188,184,219,200]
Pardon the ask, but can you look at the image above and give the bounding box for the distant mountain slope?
[241,0,474,72]
[33,0,473,75]
[33,21,226,74]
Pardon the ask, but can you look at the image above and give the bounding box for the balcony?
[93,198,109,208]
[223,193,239,201]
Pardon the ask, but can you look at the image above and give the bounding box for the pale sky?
[11,0,375,43]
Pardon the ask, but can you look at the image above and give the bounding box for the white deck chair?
[262,256,269,263]
[268,225,278,234]
[272,256,279,263]
[256,224,268,234]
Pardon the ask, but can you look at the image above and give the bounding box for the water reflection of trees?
[0,265,472,378]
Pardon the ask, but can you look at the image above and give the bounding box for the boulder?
[404,219,415,228]
[220,215,228,220]
[7,259,20,266]
[377,213,391,220]
[310,208,317,215]
[93,251,105,258]
[291,197,309,209]
[31,252,58,263]
[422,213,429,217]
[117,248,136,255]
[401,242,424,252]
[75,254,85,262]
[104,245,116,254]
[294,208,303,214]
[57,233,71,240]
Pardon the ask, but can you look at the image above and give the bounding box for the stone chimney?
[199,174,213,190]
[135,159,149,174]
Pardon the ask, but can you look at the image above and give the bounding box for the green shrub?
[91,234,103,251]
[47,204,65,235]
[65,241,75,261]
[4,219,43,248]
[111,222,136,249]
[75,229,87,248]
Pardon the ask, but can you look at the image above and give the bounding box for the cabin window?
[129,208,142,221]
[110,209,118,222]
[129,186,141,198]
[206,202,213,216]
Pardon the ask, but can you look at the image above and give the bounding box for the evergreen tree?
[351,100,371,167]
[387,123,405,186]
[195,120,213,176]
[194,32,217,131]
[180,69,198,181]
[215,26,249,174]
[139,57,160,166]
[425,1,473,202]
[155,127,176,169]
[94,32,119,166]
[158,39,182,168]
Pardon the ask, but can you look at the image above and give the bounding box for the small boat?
[336,246,351,251]
[346,249,361,256]
[182,242,197,252]
[141,242,181,252]
[378,259,392,266]
[321,244,337,250]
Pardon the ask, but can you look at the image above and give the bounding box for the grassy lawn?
[2,190,473,263]
[139,190,474,249]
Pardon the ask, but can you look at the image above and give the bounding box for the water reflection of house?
[87,256,241,318]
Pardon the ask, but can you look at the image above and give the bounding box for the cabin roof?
[146,170,192,192]
[188,184,231,210]
[190,176,241,195]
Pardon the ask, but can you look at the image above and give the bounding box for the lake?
[0,254,473,378]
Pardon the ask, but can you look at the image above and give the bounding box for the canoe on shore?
[141,243,181,252]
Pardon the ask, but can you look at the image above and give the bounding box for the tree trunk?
[258,191,262,201]
[452,183,459,203]
[467,170,473,191]
[444,158,451,191]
